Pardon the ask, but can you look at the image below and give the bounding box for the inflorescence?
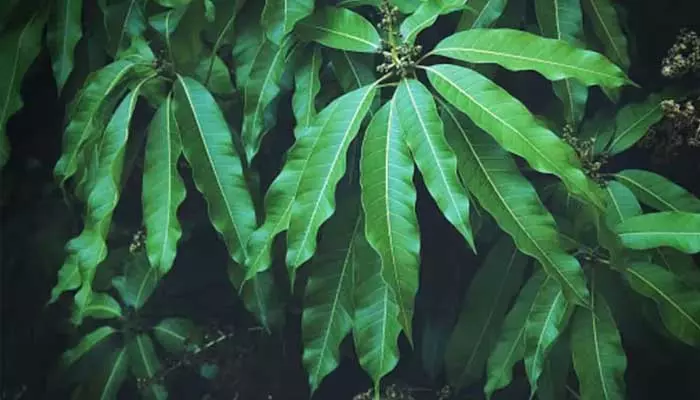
[661,29,700,79]
[376,0,422,78]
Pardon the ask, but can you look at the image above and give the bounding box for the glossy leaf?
[400,0,466,44]
[599,180,641,263]
[62,326,117,368]
[81,292,123,321]
[293,44,323,130]
[394,79,475,250]
[173,76,257,264]
[440,104,590,304]
[47,0,83,92]
[581,0,630,69]
[456,0,507,31]
[262,0,314,44]
[625,262,700,346]
[426,63,605,210]
[604,94,665,155]
[615,212,700,254]
[445,236,527,388]
[127,334,166,399]
[111,252,160,310]
[432,29,631,88]
[295,7,382,53]
[615,169,700,213]
[360,99,420,342]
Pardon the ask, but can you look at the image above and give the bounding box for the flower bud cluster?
[562,125,608,184]
[639,97,700,163]
[661,29,699,78]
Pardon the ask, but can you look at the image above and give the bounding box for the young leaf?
[286,84,377,269]
[615,212,700,254]
[440,103,590,304]
[431,29,631,88]
[360,99,420,343]
[445,236,527,388]
[62,326,117,368]
[173,76,257,264]
[111,252,160,310]
[394,79,475,250]
[456,0,508,31]
[293,44,323,129]
[400,0,466,44]
[604,93,665,155]
[615,169,700,213]
[295,7,382,53]
[127,334,166,399]
[47,0,83,92]
[581,0,630,69]
[625,262,700,346]
[426,63,605,210]
[261,0,314,44]
[153,317,201,354]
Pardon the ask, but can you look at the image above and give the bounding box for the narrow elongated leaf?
[400,0,466,44]
[293,44,323,129]
[441,104,590,304]
[327,49,376,92]
[599,180,641,264]
[143,95,186,276]
[604,94,665,155]
[127,334,167,399]
[94,346,129,400]
[615,169,700,213]
[153,317,201,354]
[615,212,700,254]
[302,202,359,393]
[50,257,82,304]
[653,247,700,289]
[360,99,420,342]
[426,63,605,209]
[286,84,377,269]
[456,0,507,31]
[62,326,117,368]
[571,275,627,400]
[262,0,314,44]
[581,0,629,69]
[173,76,257,263]
[102,0,147,56]
[295,7,382,53]
[432,29,631,88]
[625,262,700,346]
[47,0,83,92]
[111,252,160,310]
[394,79,475,249]
[230,263,286,332]
[538,336,571,400]
[445,236,527,388]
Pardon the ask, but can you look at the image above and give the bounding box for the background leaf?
[581,0,630,69]
[47,0,83,92]
[111,252,160,310]
[603,93,665,155]
[295,7,382,53]
[615,169,700,213]
[456,0,508,31]
[261,0,314,44]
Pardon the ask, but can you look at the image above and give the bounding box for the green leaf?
[286,84,377,269]
[49,257,82,304]
[394,79,475,250]
[94,346,129,400]
[615,212,700,254]
[0,9,47,170]
[426,63,605,210]
[445,236,527,388]
[599,180,641,264]
[62,326,117,368]
[301,201,359,393]
[603,94,665,155]
[399,0,466,44]
[143,95,186,276]
[653,247,700,289]
[327,49,377,92]
[360,99,420,343]
[625,262,700,346]
[432,29,631,88]
[81,292,123,321]
[173,76,257,264]
[148,6,188,61]
[537,336,571,400]
[111,252,160,309]
[571,274,627,400]
[230,264,286,332]
[615,169,700,213]
[581,0,630,69]
[153,317,201,354]
[261,0,314,44]
[47,0,83,92]
[127,334,166,399]
[456,0,508,31]
[440,103,590,304]
[353,218,401,393]
[295,7,382,53]
[194,54,235,95]
[293,44,323,129]
[102,0,147,56]
[484,272,546,398]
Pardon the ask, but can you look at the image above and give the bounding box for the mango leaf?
[261,0,314,44]
[143,95,186,276]
[571,274,627,400]
[47,0,83,92]
[523,275,571,395]
[301,200,359,393]
[581,0,630,69]
[431,29,631,88]
[127,334,167,400]
[295,7,382,53]
[50,256,82,304]
[599,180,641,265]
[484,272,546,398]
[537,336,571,400]
[232,7,265,88]
[440,103,590,304]
[81,292,123,321]
[445,236,527,388]
[624,262,700,346]
[286,84,377,269]
[293,44,323,129]
[389,0,422,12]
[603,94,665,155]
[456,0,508,31]
[615,212,700,254]
[173,76,257,264]
[153,317,201,354]
[91,346,129,400]
[230,264,286,332]
[148,6,188,61]
[111,252,160,310]
[154,0,193,6]
[62,326,117,368]
[426,63,605,210]
[327,49,377,92]
[615,169,700,213]
[400,0,466,44]
[353,218,401,393]
[204,0,247,49]
[0,9,47,170]
[194,54,235,95]
[360,99,420,343]
[394,79,475,250]
[653,247,700,289]
[102,0,147,56]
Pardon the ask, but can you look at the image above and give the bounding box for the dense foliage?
[1,0,699,399]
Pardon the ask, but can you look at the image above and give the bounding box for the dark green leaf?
[111,252,160,309]
[456,0,507,31]
[399,0,466,44]
[327,49,377,92]
[47,0,83,92]
[293,44,323,129]
[615,212,700,254]
[127,334,166,399]
[615,169,700,213]
[296,7,382,53]
[62,326,117,368]
[152,317,201,354]
[262,0,314,44]
[581,0,630,69]
[604,93,665,155]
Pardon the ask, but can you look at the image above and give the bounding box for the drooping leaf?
[92,346,129,400]
[624,262,700,346]
[62,326,117,368]
[50,257,82,304]
[456,0,508,31]
[603,94,665,155]
[295,7,382,53]
[127,334,167,400]
[111,252,160,310]
[261,0,314,44]
[286,84,377,269]
[81,292,123,321]
[440,104,590,304]
[394,79,475,250]
[581,0,630,69]
[571,273,627,400]
[426,63,605,210]
[293,44,323,130]
[143,95,186,276]
[537,335,571,400]
[327,49,377,92]
[431,29,631,88]
[399,0,466,44]
[47,0,83,92]
[615,169,700,213]
[230,264,286,332]
[360,99,420,343]
[101,0,147,56]
[153,317,201,354]
[173,76,257,264]
[615,212,700,254]
[445,236,527,388]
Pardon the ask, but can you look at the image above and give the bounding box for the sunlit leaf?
[615,212,700,254]
[296,6,382,53]
[47,0,83,92]
[400,0,466,44]
[262,0,314,44]
[615,169,700,213]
